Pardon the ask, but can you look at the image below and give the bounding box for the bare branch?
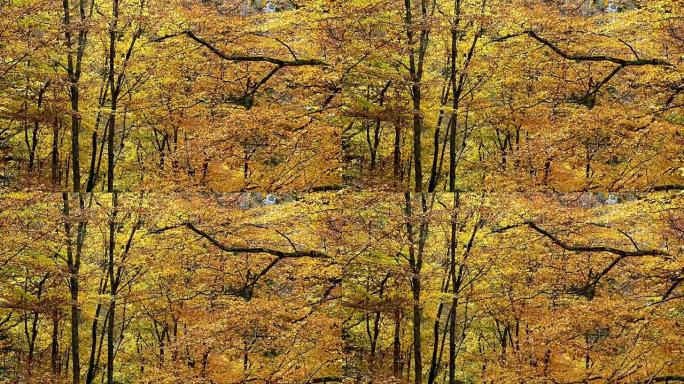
[496,221,669,298]
[151,30,327,67]
[499,30,673,67]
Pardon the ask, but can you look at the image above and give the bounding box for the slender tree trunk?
[449,0,461,192]
[448,303,457,384]
[427,261,454,384]
[51,119,60,188]
[107,0,119,192]
[63,0,88,191]
[69,79,80,191]
[404,0,430,192]
[26,275,47,371]
[27,81,49,174]
[393,307,402,378]
[448,230,458,383]
[107,192,118,384]
[105,1,120,379]
[448,191,461,384]
[393,122,401,178]
[85,274,108,384]
[51,310,60,379]
[63,193,86,384]
[404,192,430,384]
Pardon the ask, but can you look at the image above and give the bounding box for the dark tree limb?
[151,222,328,259]
[632,376,684,384]
[651,184,684,192]
[492,31,671,107]
[496,221,669,298]
[150,31,327,108]
[150,222,329,299]
[152,31,327,67]
[306,376,343,383]
[494,31,671,67]
[182,222,329,259]
[499,221,668,257]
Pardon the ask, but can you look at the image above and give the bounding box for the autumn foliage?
[0,0,683,383]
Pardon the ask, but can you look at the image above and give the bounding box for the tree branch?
[150,222,330,299]
[632,376,684,384]
[504,30,673,67]
[151,30,327,67]
[496,221,669,298]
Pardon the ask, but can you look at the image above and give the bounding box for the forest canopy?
[0,0,683,384]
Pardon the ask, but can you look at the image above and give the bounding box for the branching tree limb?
[150,31,327,108]
[632,376,684,384]
[150,222,329,299]
[152,31,327,67]
[496,221,669,298]
[492,31,671,107]
[493,31,671,66]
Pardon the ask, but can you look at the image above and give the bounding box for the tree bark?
[107,192,118,384]
[404,192,430,384]
[51,310,60,378]
[63,193,86,384]
[404,0,430,192]
[393,307,402,378]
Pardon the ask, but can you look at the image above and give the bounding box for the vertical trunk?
[86,61,111,192]
[404,0,429,192]
[86,129,97,191]
[85,274,108,384]
[107,192,118,384]
[63,0,88,192]
[28,81,49,174]
[90,310,108,381]
[428,123,440,192]
[452,213,478,384]
[369,81,391,172]
[448,192,459,384]
[449,0,461,192]
[106,0,120,377]
[51,310,59,377]
[406,343,412,379]
[411,85,423,191]
[393,122,401,178]
[367,273,388,365]
[107,0,119,192]
[448,303,457,384]
[393,308,402,378]
[26,275,46,371]
[63,193,85,384]
[28,314,38,367]
[405,194,422,384]
[51,119,60,188]
[427,260,454,384]
[69,80,81,191]
[427,46,453,192]
[412,279,422,384]
[404,193,429,384]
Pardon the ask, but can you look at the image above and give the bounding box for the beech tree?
[0,1,683,384]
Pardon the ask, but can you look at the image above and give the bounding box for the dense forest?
[0,0,683,383]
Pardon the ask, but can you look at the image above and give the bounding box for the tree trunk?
[51,310,59,377]
[62,193,86,384]
[51,119,60,188]
[393,308,402,378]
[404,192,429,384]
[107,192,118,384]
[404,0,430,192]
[107,0,119,192]
[85,274,108,384]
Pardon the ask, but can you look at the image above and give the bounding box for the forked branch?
[497,221,669,298]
